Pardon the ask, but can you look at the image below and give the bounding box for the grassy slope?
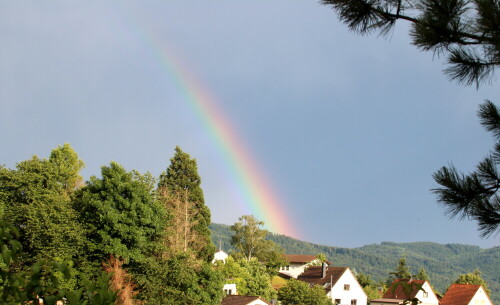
[210,223,500,303]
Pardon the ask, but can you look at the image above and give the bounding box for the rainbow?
[115,6,300,239]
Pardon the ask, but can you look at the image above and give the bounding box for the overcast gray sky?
[1,1,498,248]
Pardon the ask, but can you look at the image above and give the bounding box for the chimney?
[322,262,327,278]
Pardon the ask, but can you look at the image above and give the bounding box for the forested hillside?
[210,223,500,303]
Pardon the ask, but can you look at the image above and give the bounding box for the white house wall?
[414,282,439,305]
[469,287,493,305]
[279,263,308,279]
[212,250,228,263]
[328,269,368,305]
[223,283,237,296]
[247,300,270,305]
[279,259,322,279]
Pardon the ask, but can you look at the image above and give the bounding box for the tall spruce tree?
[158,146,215,262]
[387,257,412,284]
[416,267,430,281]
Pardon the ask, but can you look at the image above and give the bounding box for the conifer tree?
[416,267,430,281]
[387,257,412,285]
[158,146,215,262]
[321,0,500,87]
[322,0,500,237]
[433,100,500,237]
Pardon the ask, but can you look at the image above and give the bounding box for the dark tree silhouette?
[433,100,500,237]
[321,0,500,87]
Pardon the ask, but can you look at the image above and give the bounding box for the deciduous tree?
[357,272,384,300]
[454,269,491,295]
[0,145,86,289]
[277,278,332,305]
[216,256,277,301]
[230,215,273,261]
[74,162,166,265]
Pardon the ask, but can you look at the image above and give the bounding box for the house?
[212,249,229,264]
[440,284,494,305]
[221,295,273,305]
[278,254,320,278]
[297,263,368,305]
[223,283,237,296]
[370,279,439,305]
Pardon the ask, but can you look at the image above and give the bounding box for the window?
[334,299,341,305]
[351,299,357,305]
[224,289,232,295]
[286,265,289,270]
[344,284,350,291]
[423,291,428,298]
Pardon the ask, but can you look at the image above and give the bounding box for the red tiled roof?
[440,284,483,305]
[285,254,318,263]
[221,295,272,305]
[383,279,426,300]
[297,266,348,292]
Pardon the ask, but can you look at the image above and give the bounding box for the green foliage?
[454,268,491,295]
[260,247,288,277]
[416,267,430,281]
[317,253,328,263]
[0,212,116,305]
[356,273,383,299]
[136,254,223,305]
[433,100,500,238]
[74,161,166,264]
[389,281,425,304]
[231,215,275,261]
[158,146,215,262]
[321,0,500,86]
[49,143,85,196]
[0,145,86,289]
[388,257,412,282]
[1,144,226,304]
[216,256,277,301]
[277,278,332,305]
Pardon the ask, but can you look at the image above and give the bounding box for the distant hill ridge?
[209,223,500,303]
